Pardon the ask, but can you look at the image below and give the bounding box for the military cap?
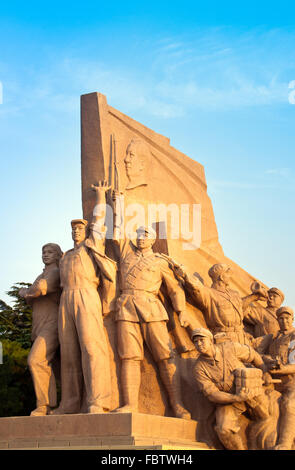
[268,287,285,301]
[208,263,232,281]
[136,225,157,239]
[71,219,88,228]
[191,327,213,341]
[276,306,294,319]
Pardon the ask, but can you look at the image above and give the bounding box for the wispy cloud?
[208,179,275,191]
[0,28,295,119]
[151,29,295,111]
[265,168,291,177]
[208,167,294,194]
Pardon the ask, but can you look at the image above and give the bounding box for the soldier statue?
[244,287,284,338]
[192,327,272,450]
[174,263,266,345]
[107,189,191,419]
[260,306,295,450]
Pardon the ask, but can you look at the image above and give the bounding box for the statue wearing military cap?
[191,327,213,341]
[173,262,264,345]
[269,287,284,301]
[258,306,295,449]
[192,324,271,450]
[276,306,294,318]
[52,181,117,416]
[111,191,191,420]
[136,225,157,239]
[244,285,285,338]
[208,263,232,282]
[70,218,88,227]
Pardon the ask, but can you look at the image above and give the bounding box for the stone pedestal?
[0,413,210,450]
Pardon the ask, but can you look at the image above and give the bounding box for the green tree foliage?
[0,339,35,416]
[0,283,35,416]
[0,282,32,349]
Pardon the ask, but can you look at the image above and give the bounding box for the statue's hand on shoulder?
[173,264,188,283]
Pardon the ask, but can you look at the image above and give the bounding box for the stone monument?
[80,93,269,427]
[0,92,293,450]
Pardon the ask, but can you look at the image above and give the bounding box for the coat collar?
[200,346,222,365]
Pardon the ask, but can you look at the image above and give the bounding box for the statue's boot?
[158,358,191,420]
[88,405,108,414]
[49,404,79,415]
[49,407,66,415]
[30,405,50,416]
[274,411,295,450]
[114,359,141,413]
[215,428,246,450]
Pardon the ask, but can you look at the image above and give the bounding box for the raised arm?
[111,189,125,246]
[88,181,112,252]
[242,283,268,312]
[243,301,262,326]
[109,189,132,261]
[91,181,111,226]
[160,260,189,327]
[173,264,211,311]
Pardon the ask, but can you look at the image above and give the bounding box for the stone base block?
[0,413,209,450]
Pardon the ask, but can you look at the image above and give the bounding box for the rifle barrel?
[113,134,119,192]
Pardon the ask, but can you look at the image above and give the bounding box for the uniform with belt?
[113,228,190,419]
[184,274,250,344]
[244,303,280,338]
[244,287,284,338]
[193,330,266,449]
[116,238,185,362]
[259,307,295,450]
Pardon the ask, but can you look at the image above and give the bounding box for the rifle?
[112,134,123,240]
[113,134,119,193]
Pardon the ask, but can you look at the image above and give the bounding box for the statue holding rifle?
[104,137,191,418]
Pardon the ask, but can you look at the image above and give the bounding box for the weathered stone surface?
[18,243,62,416]
[0,413,209,449]
[192,327,280,450]
[81,92,260,298]
[8,91,291,451]
[80,92,266,434]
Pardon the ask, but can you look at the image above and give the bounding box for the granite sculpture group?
[16,93,295,451]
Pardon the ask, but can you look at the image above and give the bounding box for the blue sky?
[0,1,295,309]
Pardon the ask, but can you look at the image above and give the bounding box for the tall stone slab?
[80,92,265,446]
[81,92,259,297]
